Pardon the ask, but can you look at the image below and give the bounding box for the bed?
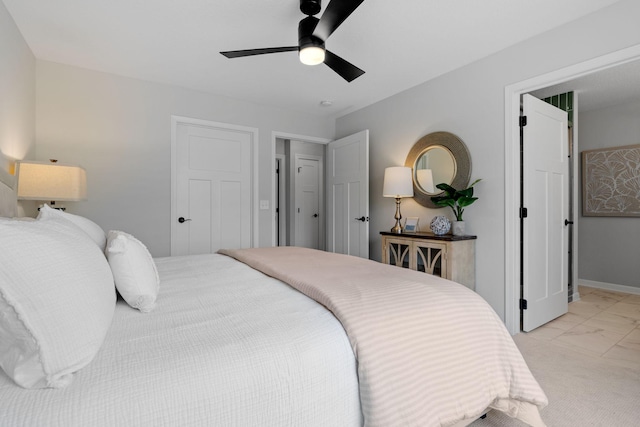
[0,158,547,427]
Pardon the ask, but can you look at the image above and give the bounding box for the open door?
[521,94,569,331]
[326,130,369,258]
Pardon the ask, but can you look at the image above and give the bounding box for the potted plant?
[430,179,481,235]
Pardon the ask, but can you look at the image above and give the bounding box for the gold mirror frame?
[405,131,472,209]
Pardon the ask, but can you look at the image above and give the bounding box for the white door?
[171,117,256,255]
[522,94,569,331]
[326,130,369,258]
[294,156,321,249]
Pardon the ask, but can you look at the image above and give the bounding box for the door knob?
[355,216,368,222]
[564,219,574,226]
[178,217,192,223]
[313,213,319,218]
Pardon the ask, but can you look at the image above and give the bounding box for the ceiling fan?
[220,0,365,82]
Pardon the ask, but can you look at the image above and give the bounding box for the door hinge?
[520,299,528,310]
[519,116,527,127]
[520,207,528,219]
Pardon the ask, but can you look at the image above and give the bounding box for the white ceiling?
[3,0,626,118]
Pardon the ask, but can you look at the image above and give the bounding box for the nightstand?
[380,231,476,290]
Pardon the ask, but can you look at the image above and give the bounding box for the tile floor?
[526,285,640,371]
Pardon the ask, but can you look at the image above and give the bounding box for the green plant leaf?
[458,187,474,198]
[435,183,456,196]
[457,196,478,208]
[434,199,455,208]
[431,178,481,220]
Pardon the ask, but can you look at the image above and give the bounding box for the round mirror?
[405,132,471,209]
[414,146,456,194]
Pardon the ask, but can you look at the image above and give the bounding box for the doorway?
[504,44,640,335]
[271,133,331,248]
[271,130,370,256]
[275,155,286,246]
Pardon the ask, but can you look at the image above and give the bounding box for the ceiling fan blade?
[313,0,365,41]
[324,50,364,82]
[220,46,298,59]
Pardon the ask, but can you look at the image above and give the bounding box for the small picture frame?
[404,217,419,233]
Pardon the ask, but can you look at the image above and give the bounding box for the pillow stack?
[0,205,160,390]
[0,209,115,389]
[37,204,107,250]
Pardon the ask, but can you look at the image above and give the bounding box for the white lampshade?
[299,46,325,65]
[416,168,435,193]
[17,161,87,202]
[383,166,414,198]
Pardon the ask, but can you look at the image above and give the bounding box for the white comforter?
[0,254,362,426]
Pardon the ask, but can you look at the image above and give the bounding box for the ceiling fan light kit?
[299,46,325,65]
[220,0,365,82]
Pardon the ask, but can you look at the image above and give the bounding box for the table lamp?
[17,159,87,211]
[383,166,414,233]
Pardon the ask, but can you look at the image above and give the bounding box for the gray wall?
[35,61,335,256]
[578,100,640,289]
[0,1,35,203]
[336,0,640,318]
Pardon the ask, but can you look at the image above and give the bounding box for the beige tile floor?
[526,285,640,371]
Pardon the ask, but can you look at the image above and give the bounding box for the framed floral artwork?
[582,144,640,217]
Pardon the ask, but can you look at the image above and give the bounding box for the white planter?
[452,221,465,236]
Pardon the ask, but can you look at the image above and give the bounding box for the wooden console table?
[380,231,476,290]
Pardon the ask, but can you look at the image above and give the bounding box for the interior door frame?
[170,115,259,255]
[270,131,331,246]
[504,44,640,335]
[275,154,287,246]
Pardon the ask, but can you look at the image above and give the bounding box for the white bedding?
[0,254,362,426]
[221,247,547,427]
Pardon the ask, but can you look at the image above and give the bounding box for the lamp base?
[38,201,66,211]
[390,196,403,234]
[390,224,403,234]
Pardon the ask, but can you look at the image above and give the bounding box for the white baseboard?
[579,279,640,296]
[570,290,581,302]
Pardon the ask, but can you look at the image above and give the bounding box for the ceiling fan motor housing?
[298,16,324,50]
[300,0,321,16]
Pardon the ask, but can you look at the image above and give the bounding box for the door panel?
[187,179,212,254]
[331,183,345,253]
[327,130,369,258]
[522,94,569,331]
[220,180,243,249]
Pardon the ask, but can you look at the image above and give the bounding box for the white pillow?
[0,217,115,389]
[37,204,107,250]
[106,230,159,313]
